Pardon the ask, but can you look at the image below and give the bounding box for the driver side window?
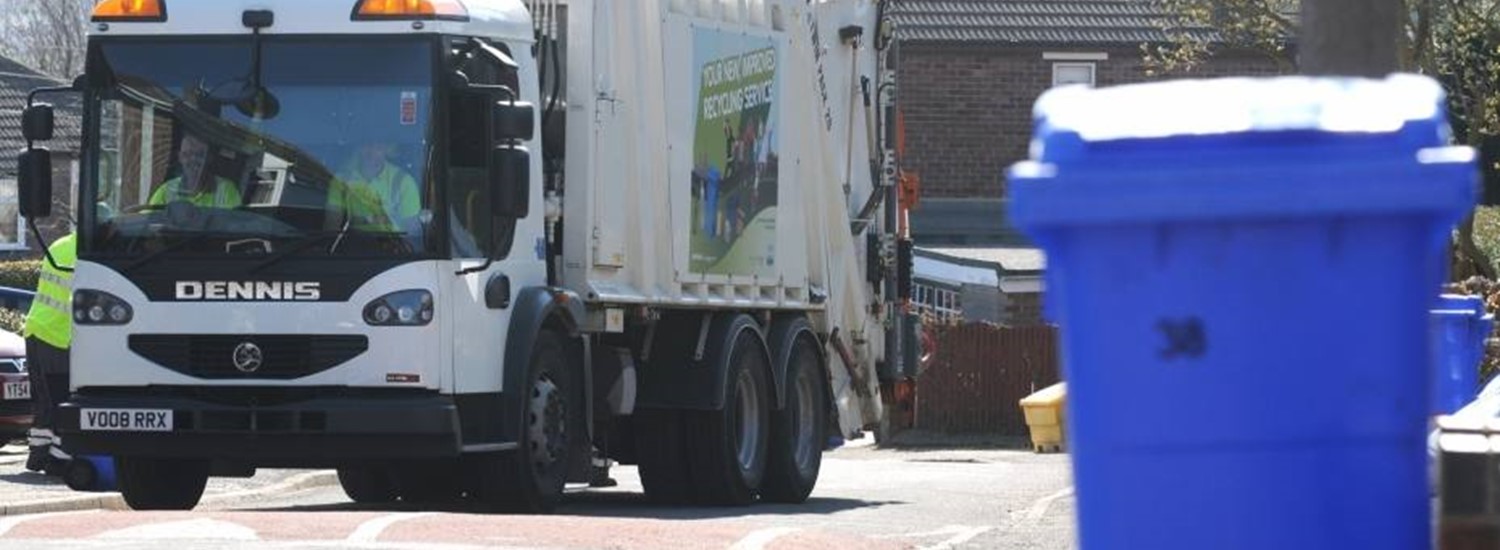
[448,40,521,259]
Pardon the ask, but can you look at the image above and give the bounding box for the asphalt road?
[0,442,1077,549]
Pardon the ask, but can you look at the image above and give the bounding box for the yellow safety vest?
[148,176,242,208]
[23,234,76,349]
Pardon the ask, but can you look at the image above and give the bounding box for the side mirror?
[22,104,55,142]
[494,101,535,142]
[18,148,53,219]
[491,145,531,218]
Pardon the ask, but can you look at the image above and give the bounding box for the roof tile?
[891,0,1219,45]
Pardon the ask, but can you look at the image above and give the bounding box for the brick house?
[0,55,82,258]
[892,0,1287,201]
[892,0,1287,324]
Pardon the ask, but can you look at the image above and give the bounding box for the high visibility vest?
[148,176,242,208]
[23,234,76,349]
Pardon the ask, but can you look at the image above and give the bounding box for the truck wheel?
[685,329,771,506]
[338,467,397,504]
[636,409,692,505]
[397,466,464,503]
[475,331,575,513]
[762,336,827,503]
[116,457,209,511]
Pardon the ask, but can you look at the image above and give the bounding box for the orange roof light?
[92,0,166,22]
[353,0,469,21]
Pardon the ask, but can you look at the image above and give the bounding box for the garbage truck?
[13,0,914,512]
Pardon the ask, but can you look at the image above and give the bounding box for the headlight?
[364,290,433,326]
[74,290,133,326]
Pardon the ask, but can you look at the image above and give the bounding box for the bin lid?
[1019,382,1067,406]
[1438,294,1486,316]
[1008,74,1477,227]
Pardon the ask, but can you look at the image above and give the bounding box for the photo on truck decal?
[689,27,782,276]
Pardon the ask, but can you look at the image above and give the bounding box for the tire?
[116,457,210,511]
[635,409,692,505]
[397,467,464,504]
[683,328,772,506]
[762,334,828,503]
[473,331,577,513]
[338,467,398,504]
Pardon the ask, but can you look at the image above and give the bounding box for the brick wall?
[898,45,1286,199]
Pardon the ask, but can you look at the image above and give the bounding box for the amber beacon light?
[91,0,166,22]
[353,0,470,21]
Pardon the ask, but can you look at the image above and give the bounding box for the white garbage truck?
[15,0,915,512]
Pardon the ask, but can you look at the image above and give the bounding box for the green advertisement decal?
[690,28,780,275]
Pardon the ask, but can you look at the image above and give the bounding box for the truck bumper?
[55,389,462,464]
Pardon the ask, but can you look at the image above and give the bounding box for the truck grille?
[128,335,368,380]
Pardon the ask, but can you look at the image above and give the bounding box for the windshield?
[84,37,437,260]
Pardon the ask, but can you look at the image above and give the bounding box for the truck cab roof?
[88,0,535,43]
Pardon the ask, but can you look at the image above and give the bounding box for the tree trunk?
[1299,0,1401,77]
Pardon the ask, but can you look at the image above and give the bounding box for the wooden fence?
[912,323,1061,436]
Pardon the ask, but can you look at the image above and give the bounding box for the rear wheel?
[684,328,771,506]
[474,331,577,513]
[762,335,828,503]
[338,467,398,504]
[116,457,209,511]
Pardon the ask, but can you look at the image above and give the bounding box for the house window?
[0,178,24,250]
[1052,62,1095,87]
[912,282,962,324]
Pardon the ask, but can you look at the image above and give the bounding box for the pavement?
[0,438,1079,549]
[0,443,335,516]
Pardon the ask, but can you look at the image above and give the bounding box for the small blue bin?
[1432,294,1490,414]
[64,455,116,492]
[1008,75,1476,550]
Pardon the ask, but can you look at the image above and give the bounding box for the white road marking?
[1023,486,1074,522]
[728,526,802,550]
[0,510,100,538]
[916,526,994,550]
[96,518,259,540]
[347,512,437,544]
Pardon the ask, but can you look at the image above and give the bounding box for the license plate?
[1,382,27,400]
[80,409,173,432]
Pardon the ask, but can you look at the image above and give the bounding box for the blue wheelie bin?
[1008,75,1477,550]
[1432,294,1490,415]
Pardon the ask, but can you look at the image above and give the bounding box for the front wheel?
[116,457,210,511]
[473,331,578,513]
[337,467,398,504]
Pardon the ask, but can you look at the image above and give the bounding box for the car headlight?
[74,290,133,325]
[364,290,433,327]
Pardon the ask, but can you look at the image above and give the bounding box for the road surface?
[0,442,1076,549]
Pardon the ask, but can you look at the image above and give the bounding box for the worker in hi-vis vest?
[23,233,74,475]
[328,142,421,234]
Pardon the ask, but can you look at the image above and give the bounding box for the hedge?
[0,260,41,292]
[0,308,23,335]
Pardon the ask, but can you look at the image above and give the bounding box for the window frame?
[1051,62,1096,88]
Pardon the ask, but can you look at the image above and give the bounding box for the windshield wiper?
[121,232,221,274]
[248,225,412,274]
[247,230,342,274]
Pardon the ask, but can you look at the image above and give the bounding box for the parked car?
[0,329,30,444]
[0,286,35,314]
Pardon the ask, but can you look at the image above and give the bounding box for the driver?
[147,133,243,208]
[327,142,421,233]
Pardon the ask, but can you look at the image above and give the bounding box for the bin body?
[1432,309,1479,415]
[1008,75,1477,550]
[1020,383,1067,452]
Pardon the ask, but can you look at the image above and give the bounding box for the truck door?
[442,39,547,402]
